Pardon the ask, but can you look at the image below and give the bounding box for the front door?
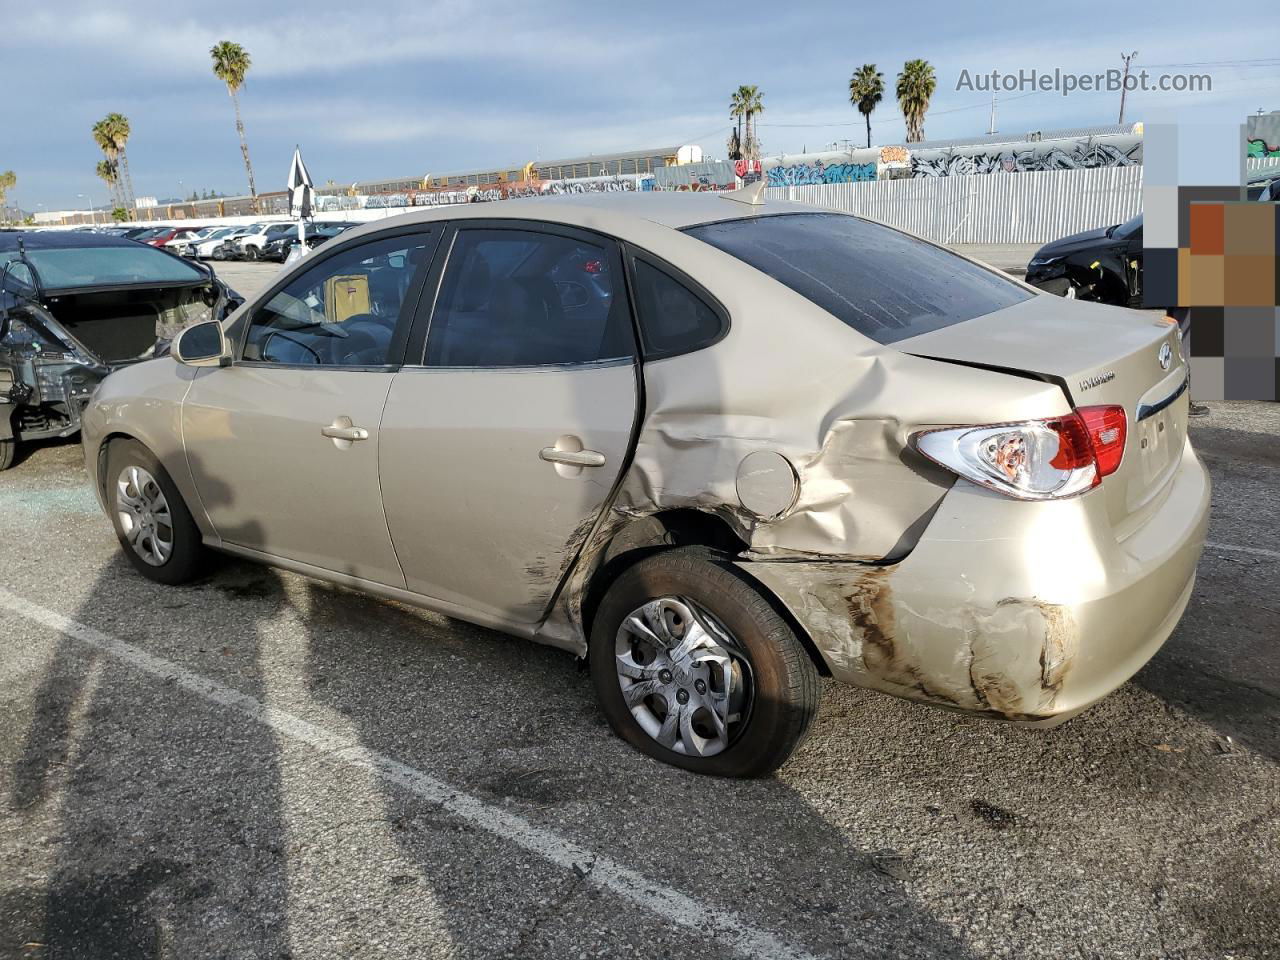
[379,222,639,624]
[183,227,440,585]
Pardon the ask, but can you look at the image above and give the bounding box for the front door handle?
[322,424,369,441]
[540,447,606,467]
[321,417,369,448]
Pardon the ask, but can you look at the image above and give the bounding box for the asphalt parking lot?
[2,341,1278,956]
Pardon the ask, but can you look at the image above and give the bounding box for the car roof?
[0,230,149,252]
[336,191,835,243]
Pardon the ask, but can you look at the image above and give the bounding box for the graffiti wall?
[909,135,1142,177]
[1246,113,1280,158]
[359,175,647,207]
[762,146,904,187]
[766,161,876,187]
[651,161,738,191]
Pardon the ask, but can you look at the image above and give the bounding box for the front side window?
[242,231,435,366]
[424,227,634,367]
[685,213,1031,344]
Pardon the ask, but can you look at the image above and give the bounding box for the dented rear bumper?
[738,438,1210,722]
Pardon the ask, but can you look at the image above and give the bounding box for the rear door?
[182,227,441,585]
[379,221,639,624]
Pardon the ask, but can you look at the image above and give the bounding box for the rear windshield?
[684,213,1030,344]
[0,245,205,291]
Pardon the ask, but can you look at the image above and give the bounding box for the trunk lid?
[898,295,1189,536]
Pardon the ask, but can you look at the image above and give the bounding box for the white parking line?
[1206,541,1280,561]
[0,586,818,960]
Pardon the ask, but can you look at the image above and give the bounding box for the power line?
[757,89,1044,130]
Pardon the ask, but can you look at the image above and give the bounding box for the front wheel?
[105,439,207,585]
[0,437,16,471]
[245,245,260,261]
[590,548,820,777]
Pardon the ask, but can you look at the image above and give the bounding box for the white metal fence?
[765,166,1144,245]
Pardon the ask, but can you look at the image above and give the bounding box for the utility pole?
[988,94,998,135]
[1118,51,1139,125]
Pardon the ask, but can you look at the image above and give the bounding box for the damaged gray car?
[0,231,241,469]
[80,190,1209,777]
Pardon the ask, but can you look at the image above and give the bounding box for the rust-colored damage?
[744,561,1078,721]
[842,568,972,709]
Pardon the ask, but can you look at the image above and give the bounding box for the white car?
[191,227,244,259]
[165,228,217,257]
[234,223,298,260]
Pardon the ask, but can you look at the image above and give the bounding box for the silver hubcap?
[115,465,174,567]
[614,597,752,758]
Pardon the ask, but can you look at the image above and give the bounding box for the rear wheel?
[106,439,207,584]
[590,548,820,777]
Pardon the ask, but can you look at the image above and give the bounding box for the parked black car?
[262,222,357,262]
[1025,214,1144,307]
[0,232,241,469]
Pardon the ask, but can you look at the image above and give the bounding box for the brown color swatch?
[1188,203,1225,255]
[1224,203,1276,257]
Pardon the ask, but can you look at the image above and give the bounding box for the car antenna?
[720,179,767,206]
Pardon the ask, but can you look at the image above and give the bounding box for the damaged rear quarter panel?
[741,558,1079,719]
[535,222,1073,652]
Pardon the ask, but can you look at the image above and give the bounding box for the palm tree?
[210,40,257,202]
[730,85,764,161]
[728,88,747,160]
[91,119,124,210]
[848,64,885,149]
[726,127,742,162]
[896,59,936,143]
[95,158,120,214]
[103,113,136,212]
[0,170,15,211]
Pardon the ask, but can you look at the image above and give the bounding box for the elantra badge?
[1080,371,1116,391]
[1158,342,1172,371]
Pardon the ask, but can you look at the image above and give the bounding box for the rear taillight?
[1077,405,1127,478]
[912,404,1127,501]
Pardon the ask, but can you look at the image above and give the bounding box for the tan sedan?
[81,190,1209,777]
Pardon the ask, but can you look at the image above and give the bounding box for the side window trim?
[232,224,443,368]
[405,219,637,370]
[621,243,730,361]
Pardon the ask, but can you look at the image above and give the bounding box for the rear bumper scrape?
[738,438,1210,723]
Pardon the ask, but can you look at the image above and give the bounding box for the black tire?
[0,437,15,471]
[245,246,260,261]
[105,439,207,585]
[590,547,820,778]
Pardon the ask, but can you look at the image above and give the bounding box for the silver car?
[81,190,1209,777]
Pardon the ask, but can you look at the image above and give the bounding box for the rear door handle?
[539,447,606,467]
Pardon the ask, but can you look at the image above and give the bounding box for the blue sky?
[4,0,1276,210]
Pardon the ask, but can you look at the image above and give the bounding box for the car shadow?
[2,552,294,959]
[295,579,981,958]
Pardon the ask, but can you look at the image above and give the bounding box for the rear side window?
[684,213,1030,344]
[630,259,725,359]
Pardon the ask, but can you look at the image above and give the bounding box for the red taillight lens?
[1046,414,1096,472]
[912,403,1128,501]
[1078,405,1127,477]
[583,259,604,274]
